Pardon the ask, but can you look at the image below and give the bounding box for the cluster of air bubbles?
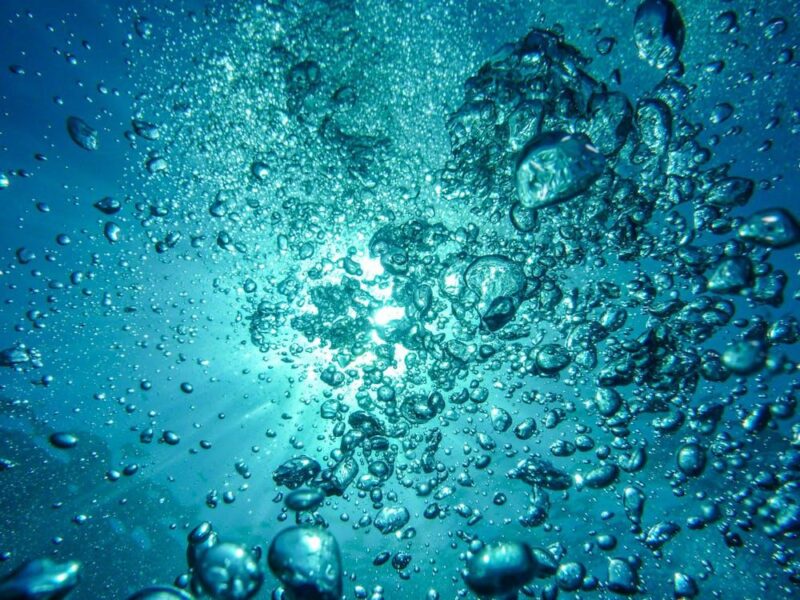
[116,522,343,600]
[2,0,799,598]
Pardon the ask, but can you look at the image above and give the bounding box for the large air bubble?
[515,132,605,210]
[633,0,686,69]
[267,527,342,600]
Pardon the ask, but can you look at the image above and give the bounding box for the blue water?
[0,1,799,599]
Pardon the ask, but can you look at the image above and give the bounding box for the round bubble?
[194,543,263,600]
[267,527,342,600]
[126,586,195,600]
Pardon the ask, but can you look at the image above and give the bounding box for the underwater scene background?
[1,0,799,598]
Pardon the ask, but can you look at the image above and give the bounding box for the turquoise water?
[0,1,799,598]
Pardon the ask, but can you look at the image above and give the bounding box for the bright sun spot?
[372,305,406,326]
[306,534,322,552]
[359,255,385,280]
